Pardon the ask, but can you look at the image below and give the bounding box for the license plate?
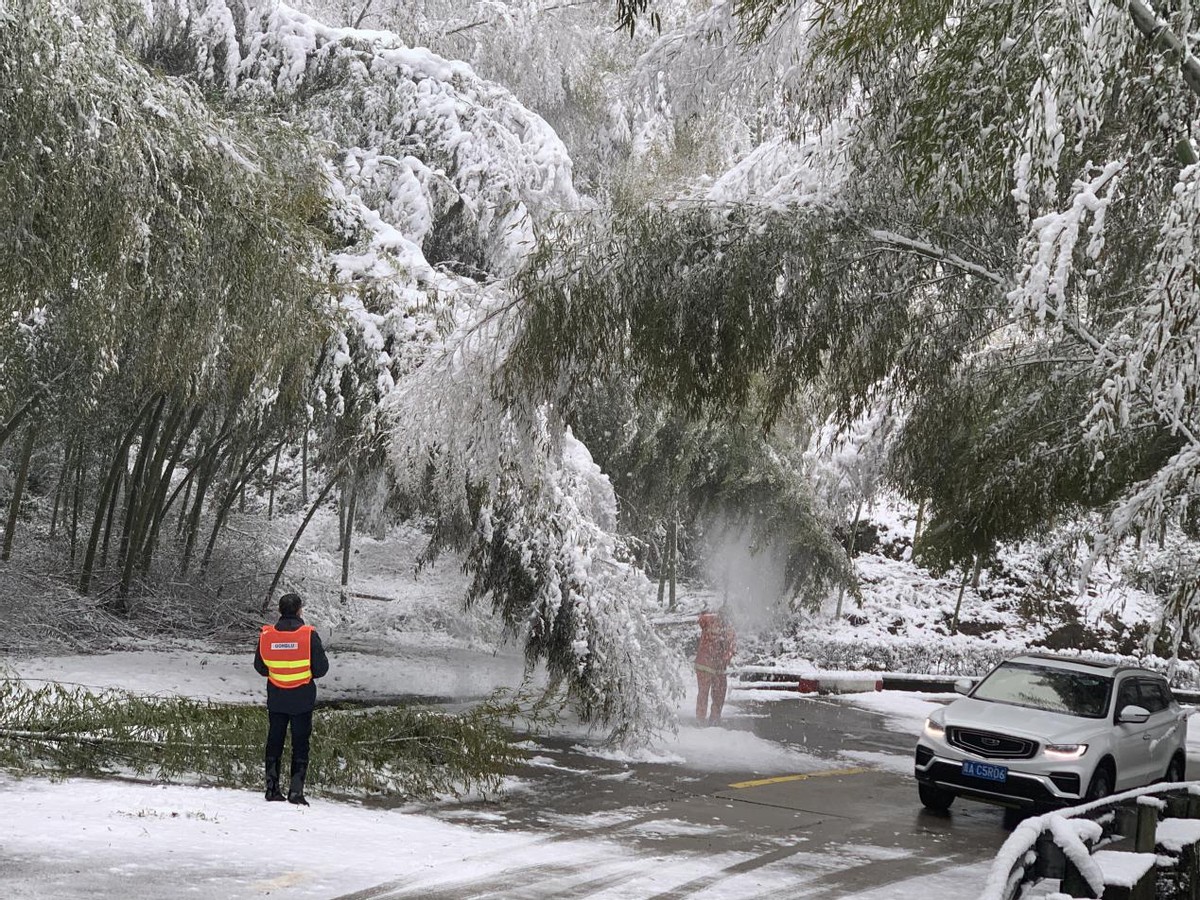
[962,760,1008,783]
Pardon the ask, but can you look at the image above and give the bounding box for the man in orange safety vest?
[254,592,329,805]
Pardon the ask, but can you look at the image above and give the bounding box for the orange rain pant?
[695,668,728,723]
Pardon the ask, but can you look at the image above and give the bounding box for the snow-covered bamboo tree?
[0,0,331,598]
[509,0,1200,599]
[133,0,687,738]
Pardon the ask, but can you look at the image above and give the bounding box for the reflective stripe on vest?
[259,624,313,689]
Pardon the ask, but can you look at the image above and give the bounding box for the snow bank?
[568,721,825,774]
[0,774,609,899]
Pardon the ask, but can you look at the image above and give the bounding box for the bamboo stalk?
[264,462,347,612]
[341,477,358,587]
[80,397,157,594]
[138,406,202,575]
[114,397,167,602]
[267,443,283,519]
[199,438,285,575]
[49,441,73,540]
[69,446,85,564]
[1,424,38,561]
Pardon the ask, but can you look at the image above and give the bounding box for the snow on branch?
[148,0,579,276]
[866,230,1005,285]
[1008,160,1123,324]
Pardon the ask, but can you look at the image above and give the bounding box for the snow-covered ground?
[0,771,990,899]
[0,643,991,899]
[4,499,1186,899]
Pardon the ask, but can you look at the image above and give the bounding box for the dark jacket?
[254,614,329,715]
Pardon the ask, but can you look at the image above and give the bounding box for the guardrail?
[734,667,960,694]
[734,667,1200,704]
[982,782,1200,899]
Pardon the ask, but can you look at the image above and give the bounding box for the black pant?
[265,709,312,774]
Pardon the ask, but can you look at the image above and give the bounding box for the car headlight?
[1044,743,1088,759]
[923,717,945,738]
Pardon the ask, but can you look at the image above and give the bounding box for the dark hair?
[278,593,302,616]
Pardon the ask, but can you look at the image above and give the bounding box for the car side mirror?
[954,678,973,695]
[1118,704,1150,725]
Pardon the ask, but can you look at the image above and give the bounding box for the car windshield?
[972,662,1113,719]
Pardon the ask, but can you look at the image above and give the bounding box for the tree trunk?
[301,428,309,504]
[0,395,39,458]
[913,498,926,554]
[267,443,283,519]
[138,406,202,576]
[341,479,358,587]
[668,514,678,611]
[99,463,125,570]
[175,475,193,538]
[265,463,346,612]
[69,447,85,564]
[116,400,177,604]
[49,442,73,540]
[2,424,38,561]
[116,397,166,581]
[655,537,667,606]
[1125,0,1200,99]
[950,562,972,635]
[80,397,156,594]
[169,434,229,540]
[179,455,217,576]
[835,500,865,619]
[336,481,346,552]
[178,426,242,575]
[199,439,284,575]
[846,500,864,557]
[969,553,984,590]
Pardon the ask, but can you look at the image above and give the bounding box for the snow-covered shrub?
[765,632,1014,678]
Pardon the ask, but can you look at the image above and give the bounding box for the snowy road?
[342,695,1007,899]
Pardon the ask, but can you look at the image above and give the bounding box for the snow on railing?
[980,782,1200,900]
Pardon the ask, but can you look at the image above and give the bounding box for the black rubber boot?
[287,763,309,806]
[265,758,286,801]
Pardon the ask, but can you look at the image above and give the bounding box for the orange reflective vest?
[695,611,736,673]
[258,624,314,689]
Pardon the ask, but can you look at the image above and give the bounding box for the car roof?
[1006,653,1163,680]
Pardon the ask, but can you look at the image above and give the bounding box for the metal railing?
[982,782,1200,899]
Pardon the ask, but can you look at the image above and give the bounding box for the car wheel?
[1085,762,1114,801]
[918,782,955,812]
[1165,754,1186,783]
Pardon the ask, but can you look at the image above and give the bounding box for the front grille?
[946,727,1037,760]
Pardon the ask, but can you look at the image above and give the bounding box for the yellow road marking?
[727,767,869,789]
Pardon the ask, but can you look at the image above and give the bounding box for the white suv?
[914,654,1188,813]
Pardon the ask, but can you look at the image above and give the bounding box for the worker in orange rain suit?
[254,592,329,805]
[695,605,736,725]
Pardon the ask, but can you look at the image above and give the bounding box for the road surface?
[339,694,1013,899]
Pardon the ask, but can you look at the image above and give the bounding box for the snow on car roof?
[1008,653,1159,678]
